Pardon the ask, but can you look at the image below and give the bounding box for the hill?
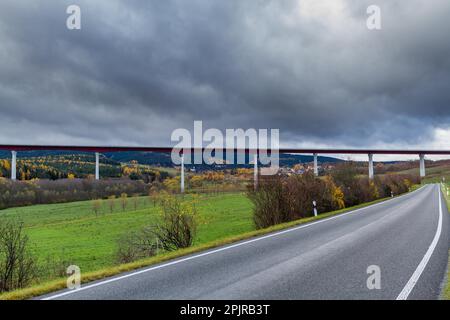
[0,150,343,168]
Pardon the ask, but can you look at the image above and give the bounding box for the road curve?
[40,184,449,300]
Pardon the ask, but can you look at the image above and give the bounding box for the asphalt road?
[41,184,449,300]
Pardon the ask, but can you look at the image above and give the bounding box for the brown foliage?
[0,178,150,210]
[248,173,345,229]
[116,228,157,263]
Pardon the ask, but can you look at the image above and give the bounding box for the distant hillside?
[394,159,450,183]
[0,150,343,169]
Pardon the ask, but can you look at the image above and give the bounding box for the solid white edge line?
[42,185,427,300]
[396,184,443,300]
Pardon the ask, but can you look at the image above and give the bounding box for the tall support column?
[180,153,185,193]
[368,153,374,180]
[95,152,100,180]
[313,153,318,176]
[254,153,258,190]
[419,154,426,178]
[11,150,17,180]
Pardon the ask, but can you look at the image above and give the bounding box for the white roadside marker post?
[313,200,317,217]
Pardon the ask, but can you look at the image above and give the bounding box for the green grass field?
[0,193,254,275]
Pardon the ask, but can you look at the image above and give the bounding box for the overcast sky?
[1,0,449,160]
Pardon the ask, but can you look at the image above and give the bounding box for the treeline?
[248,163,420,229]
[0,155,122,180]
[0,155,170,182]
[0,178,150,210]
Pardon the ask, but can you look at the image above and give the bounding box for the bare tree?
[107,195,116,213]
[92,199,102,217]
[120,193,128,211]
[132,194,139,211]
[0,219,36,292]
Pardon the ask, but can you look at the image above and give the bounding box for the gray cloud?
[0,0,450,149]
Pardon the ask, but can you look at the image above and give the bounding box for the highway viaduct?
[1,145,450,192]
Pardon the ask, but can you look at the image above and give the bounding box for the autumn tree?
[108,195,116,213]
[92,199,103,217]
[120,193,128,211]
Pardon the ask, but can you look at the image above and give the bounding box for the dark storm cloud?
[0,0,450,148]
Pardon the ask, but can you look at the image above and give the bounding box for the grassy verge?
[440,183,450,300]
[0,192,408,300]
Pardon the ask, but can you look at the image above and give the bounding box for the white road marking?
[42,185,426,300]
[396,184,443,300]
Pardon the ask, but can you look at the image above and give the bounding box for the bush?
[0,219,37,292]
[115,193,198,263]
[247,176,285,229]
[378,174,416,197]
[116,228,157,263]
[247,171,417,229]
[248,173,345,229]
[331,164,418,206]
[92,199,103,216]
[152,193,198,251]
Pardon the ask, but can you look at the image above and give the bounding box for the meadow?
[0,193,253,275]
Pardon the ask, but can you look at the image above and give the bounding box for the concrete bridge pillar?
[180,153,185,193]
[254,153,258,190]
[368,153,374,180]
[419,154,426,178]
[95,152,100,180]
[313,153,318,176]
[11,150,17,180]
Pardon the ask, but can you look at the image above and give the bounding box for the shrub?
[120,193,128,211]
[0,219,37,292]
[248,176,285,229]
[248,171,417,229]
[92,199,103,216]
[116,228,157,263]
[248,173,345,229]
[107,195,116,213]
[378,174,414,197]
[152,193,198,251]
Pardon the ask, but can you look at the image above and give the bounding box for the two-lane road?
[41,184,449,300]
